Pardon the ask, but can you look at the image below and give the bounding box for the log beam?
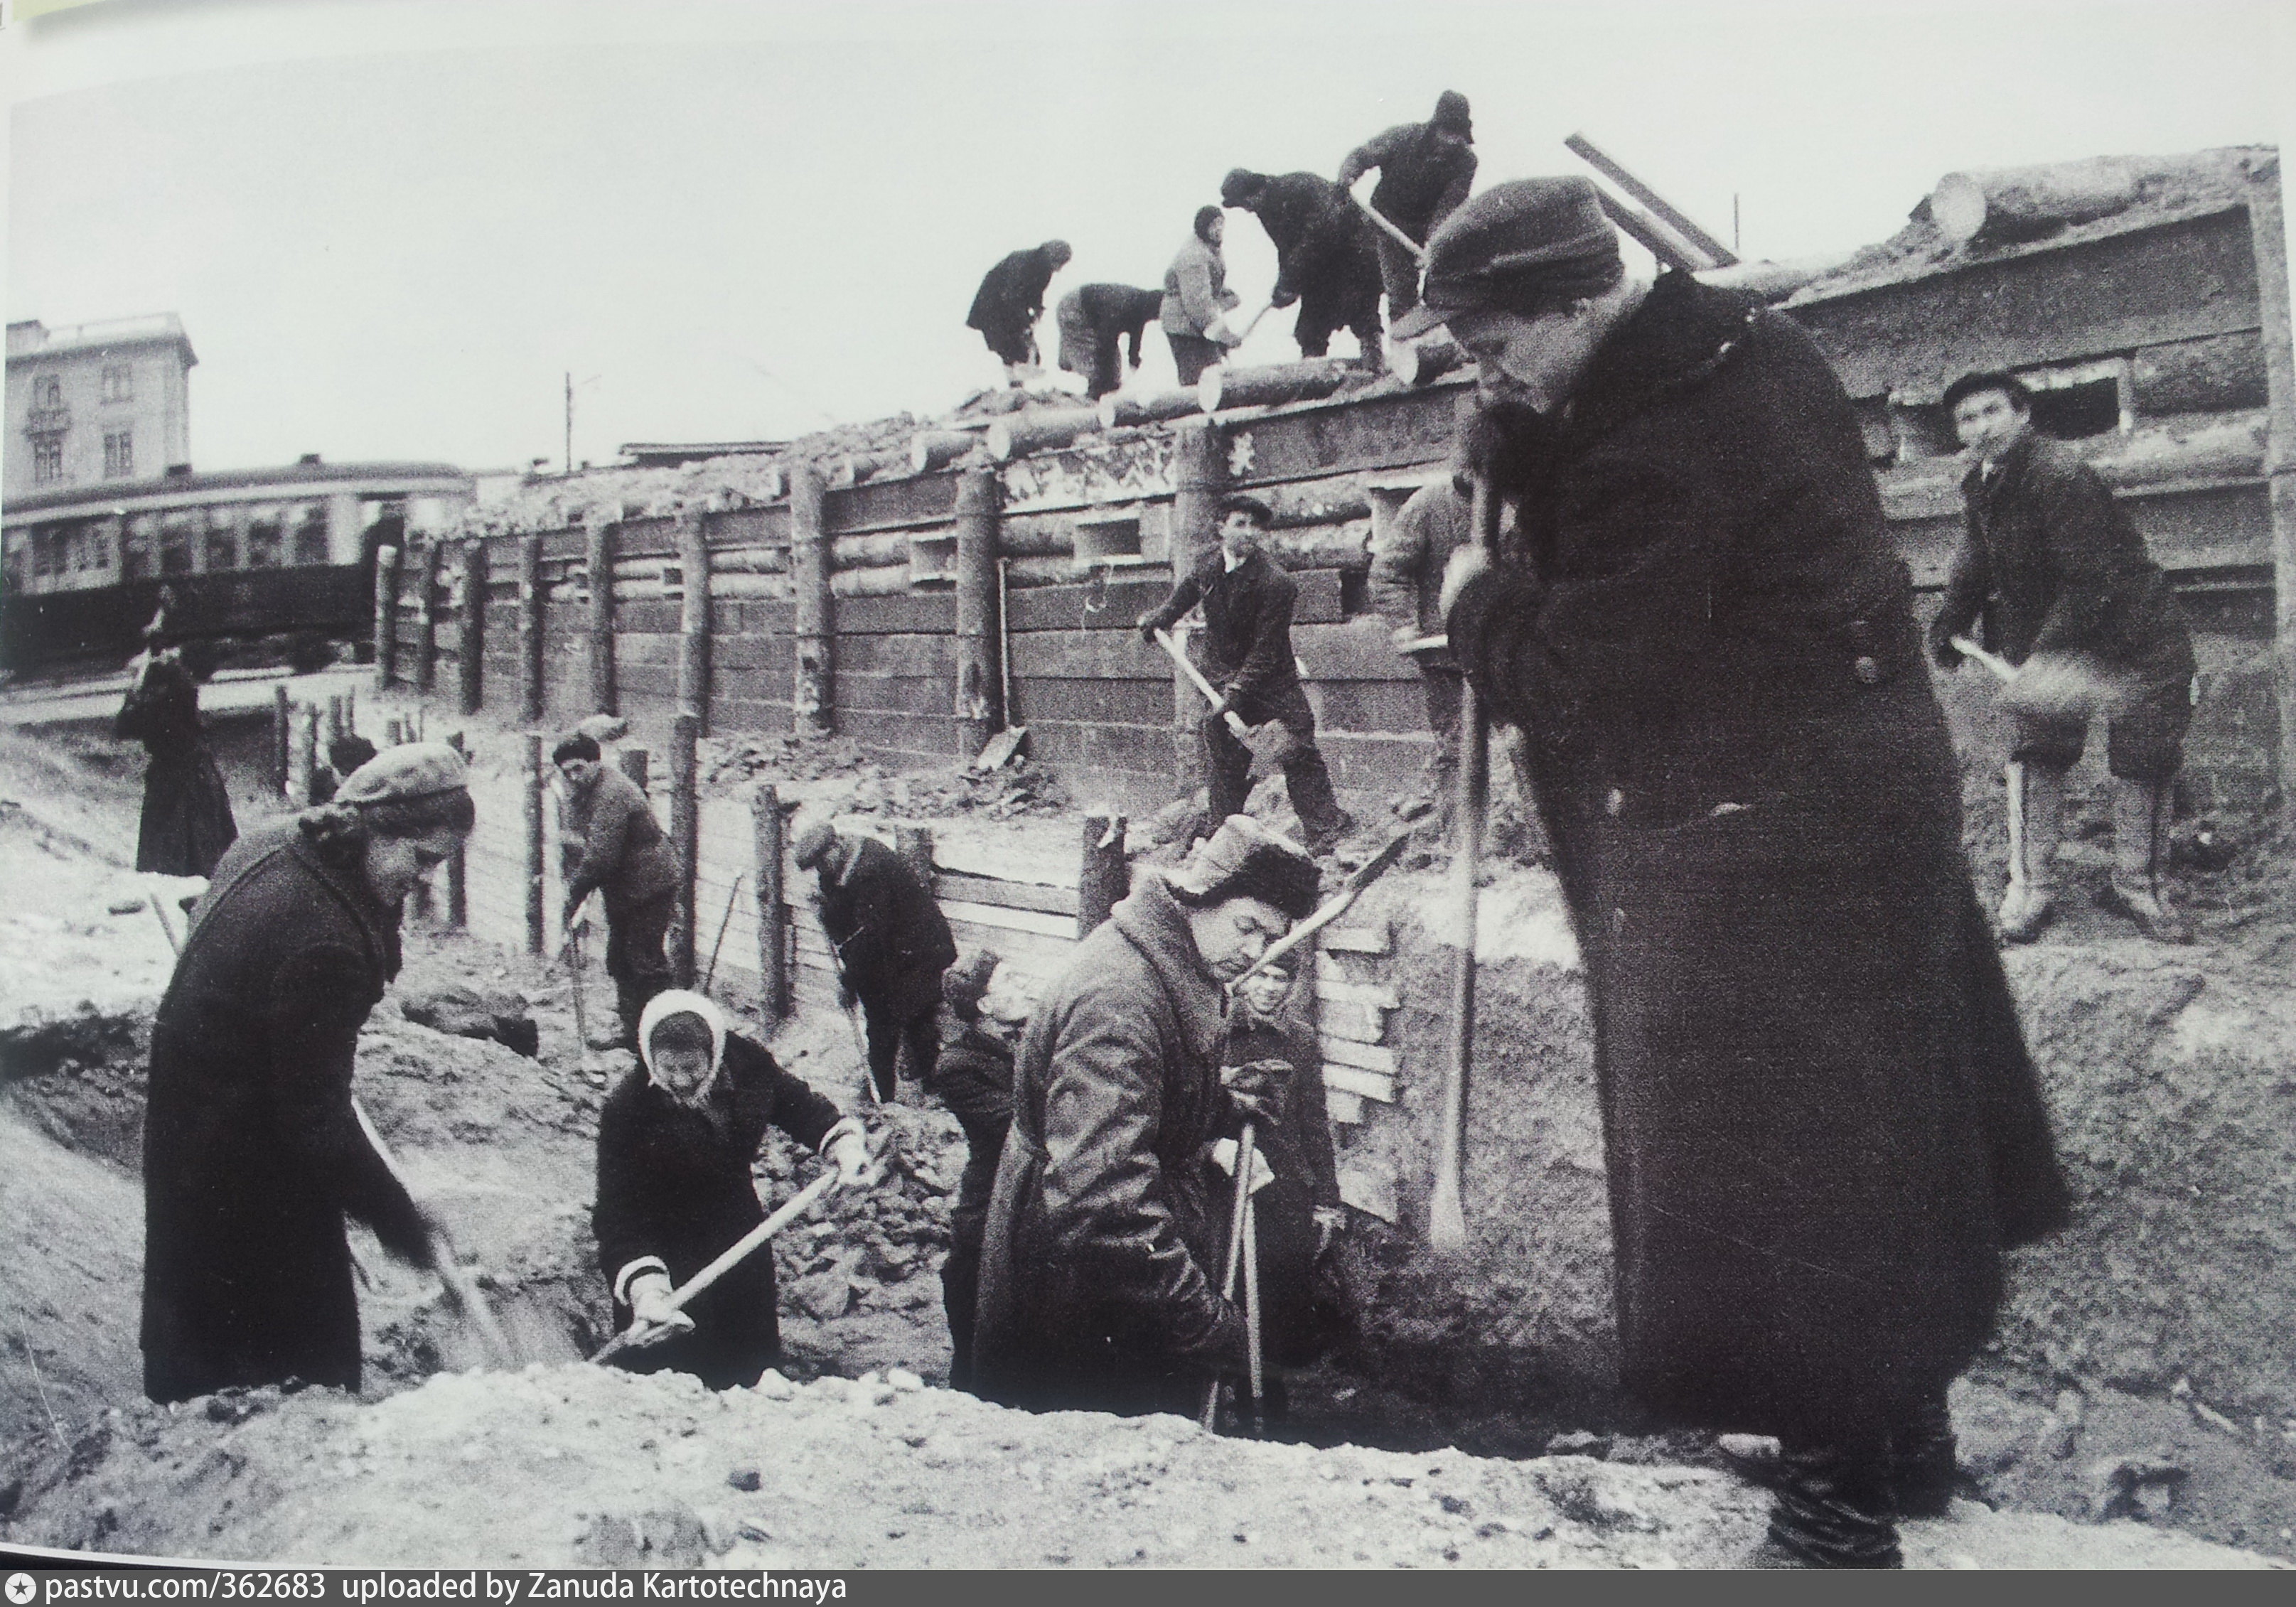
[790,462,835,733]
[953,466,1004,754]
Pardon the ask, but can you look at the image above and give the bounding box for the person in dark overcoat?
[1336,89,1478,321]
[1405,178,2070,1568]
[1137,494,1352,853]
[140,745,476,1404]
[1928,369,2199,944]
[1162,206,1246,387]
[1055,284,1165,400]
[927,947,1016,1392]
[554,732,680,1049]
[967,240,1073,387]
[1220,169,1384,369]
[792,821,958,1102]
[971,817,1317,1418]
[115,633,237,878]
[594,991,874,1390]
[1219,959,1343,1377]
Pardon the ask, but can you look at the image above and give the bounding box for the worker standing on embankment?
[554,731,679,1053]
[1336,89,1479,327]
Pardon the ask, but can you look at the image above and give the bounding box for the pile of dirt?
[702,731,1069,820]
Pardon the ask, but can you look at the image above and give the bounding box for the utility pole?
[564,371,574,477]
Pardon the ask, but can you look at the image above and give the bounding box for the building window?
[101,364,133,403]
[103,430,134,479]
[32,374,62,410]
[31,431,65,485]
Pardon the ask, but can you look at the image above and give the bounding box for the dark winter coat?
[1929,433,2194,674]
[1336,121,1478,241]
[593,1033,843,1389]
[967,247,1063,348]
[1056,286,1164,378]
[1240,172,1382,312]
[560,766,678,920]
[1447,270,2069,1442]
[815,836,957,1021]
[1368,480,1471,665]
[1140,549,1304,706]
[972,873,1250,1415]
[1221,1013,1340,1368]
[141,820,429,1403]
[115,655,237,878]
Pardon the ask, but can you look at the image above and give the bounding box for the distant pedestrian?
[792,820,958,1103]
[1336,90,1478,321]
[1056,284,1165,400]
[967,240,1073,387]
[554,732,679,1050]
[1221,168,1384,370]
[1162,205,1246,387]
[115,616,237,878]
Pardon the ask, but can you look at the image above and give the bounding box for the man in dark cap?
[1054,283,1166,400]
[1400,178,2069,1568]
[792,819,957,1103]
[1221,169,1384,371]
[967,240,1073,387]
[554,731,680,1050]
[1336,90,1478,323]
[973,815,1316,1417]
[1137,492,1352,854]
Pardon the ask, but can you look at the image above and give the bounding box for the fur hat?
[1166,815,1321,920]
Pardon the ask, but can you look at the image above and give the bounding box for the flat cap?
[335,741,470,806]
[1390,176,1623,339]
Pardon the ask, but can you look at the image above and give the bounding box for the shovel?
[1949,635,2140,724]
[350,1097,520,1369]
[1199,1121,1262,1432]
[1152,628,1293,774]
[591,1168,842,1365]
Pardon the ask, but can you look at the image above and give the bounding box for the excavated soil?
[1,715,2290,1567]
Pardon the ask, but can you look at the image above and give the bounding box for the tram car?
[1,458,473,677]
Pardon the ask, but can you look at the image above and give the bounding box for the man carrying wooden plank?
[1368,475,1474,832]
[966,240,1073,387]
[1137,493,1353,855]
[1928,369,2199,945]
[1406,176,2068,1568]
[1336,89,1478,324]
[792,819,958,1102]
[555,731,679,1052]
[1220,168,1385,371]
[1054,283,1165,400]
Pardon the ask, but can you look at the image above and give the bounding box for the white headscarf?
[635,989,728,1089]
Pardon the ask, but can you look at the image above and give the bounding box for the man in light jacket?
[1162,205,1245,387]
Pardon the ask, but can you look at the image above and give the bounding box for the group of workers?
[967,90,1479,394]
[129,102,2216,1573]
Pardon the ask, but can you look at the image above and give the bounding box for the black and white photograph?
[1,0,2292,1574]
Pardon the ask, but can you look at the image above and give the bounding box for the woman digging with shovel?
[593,991,879,1389]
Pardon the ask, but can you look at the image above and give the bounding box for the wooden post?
[518,531,545,726]
[752,784,788,1021]
[2246,156,2296,827]
[676,515,712,731]
[415,540,441,697]
[1169,419,1224,793]
[953,466,1003,756]
[326,694,344,751]
[372,544,400,692]
[385,716,405,746]
[894,823,934,885]
[1078,810,1127,937]
[344,684,356,739]
[524,733,547,955]
[670,712,700,988]
[790,463,834,733]
[445,731,468,928]
[272,684,291,795]
[618,746,649,793]
[291,704,318,805]
[586,520,618,716]
[456,539,486,716]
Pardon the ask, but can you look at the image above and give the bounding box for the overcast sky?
[4,0,2290,478]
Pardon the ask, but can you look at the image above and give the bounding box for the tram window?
[157,515,193,576]
[90,520,119,572]
[290,503,329,566]
[122,519,154,581]
[200,510,236,571]
[244,509,284,569]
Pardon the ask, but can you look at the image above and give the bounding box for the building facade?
[5,316,197,495]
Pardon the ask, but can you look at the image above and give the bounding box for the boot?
[1997,762,2064,944]
[1887,1392,1960,1519]
[2098,776,2193,944]
[1759,1441,1904,1568]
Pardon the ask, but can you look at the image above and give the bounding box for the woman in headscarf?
[141,743,473,1403]
[115,603,237,877]
[594,990,877,1389]
[1162,205,1245,387]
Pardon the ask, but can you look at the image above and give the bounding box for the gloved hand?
[1223,1058,1293,1129]
[1928,633,1963,671]
[626,1272,695,1350]
[1200,1299,1254,1372]
[1137,613,1164,646]
[827,1127,882,1188]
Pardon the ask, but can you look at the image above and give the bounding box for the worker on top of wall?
[1367,475,1474,834]
[967,240,1073,387]
[554,731,679,1050]
[1336,89,1479,324]
[1137,493,1353,856]
[792,819,958,1104]
[1055,284,1165,401]
[116,605,238,878]
[1928,370,2199,945]
[1220,168,1385,372]
[1412,176,2068,1568]
[1163,205,1246,388]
